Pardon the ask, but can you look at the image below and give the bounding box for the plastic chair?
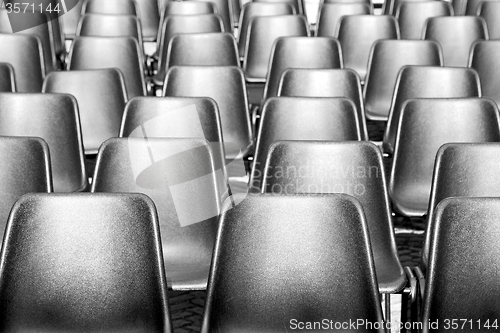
[262,141,406,294]
[201,193,384,333]
[68,36,147,98]
[62,0,83,39]
[389,98,500,217]
[92,138,227,290]
[337,15,399,82]
[262,36,343,103]
[396,1,453,40]
[0,34,43,92]
[155,32,237,86]
[0,137,52,245]
[76,14,143,47]
[194,0,233,32]
[0,93,88,193]
[364,40,442,121]
[254,0,303,13]
[250,97,362,191]
[478,1,500,39]
[159,0,216,35]
[82,0,138,15]
[278,68,368,139]
[42,69,128,154]
[383,66,481,154]
[469,41,500,109]
[421,143,500,271]
[383,0,431,15]
[237,2,295,59]
[422,197,500,333]
[423,16,488,67]
[0,193,173,332]
[163,66,253,160]
[0,62,15,92]
[316,3,372,37]
[463,0,489,14]
[451,0,467,15]
[243,15,309,81]
[135,0,161,41]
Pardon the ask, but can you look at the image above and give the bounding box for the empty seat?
[469,40,500,109]
[42,69,128,154]
[243,15,309,81]
[76,14,143,47]
[159,0,216,29]
[0,193,173,332]
[383,0,430,15]
[82,0,138,15]
[478,1,500,39]
[423,16,488,67]
[389,98,500,216]
[364,40,442,121]
[135,0,161,41]
[262,36,342,103]
[163,66,253,160]
[396,1,453,40]
[254,0,303,13]
[421,143,500,270]
[463,0,489,14]
[0,137,51,245]
[383,66,481,154]
[62,0,83,39]
[0,93,88,192]
[422,197,500,332]
[316,3,372,37]
[92,138,227,290]
[452,0,467,15]
[262,141,406,293]
[337,15,399,82]
[237,2,295,59]
[278,68,368,139]
[194,0,233,32]
[0,62,15,92]
[0,34,43,92]
[250,97,362,191]
[201,193,384,332]
[68,36,147,98]
[154,32,237,86]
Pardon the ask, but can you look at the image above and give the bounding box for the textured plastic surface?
[62,0,83,39]
[395,1,452,40]
[82,0,138,15]
[0,63,15,92]
[478,1,500,39]
[195,0,233,32]
[316,3,372,37]
[0,193,172,332]
[202,193,385,333]
[389,98,500,216]
[77,14,143,47]
[135,0,161,41]
[469,41,500,110]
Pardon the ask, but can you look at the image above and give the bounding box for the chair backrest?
[396,1,453,40]
[421,143,500,270]
[0,193,172,332]
[135,0,161,41]
[337,14,399,82]
[0,93,88,192]
[389,98,500,217]
[163,66,253,160]
[384,0,431,15]
[159,0,216,35]
[324,0,372,5]
[422,197,500,332]
[254,0,303,13]
[250,97,362,191]
[76,14,143,47]
[193,0,233,32]
[469,40,500,108]
[0,34,43,92]
[120,96,229,200]
[478,1,500,39]
[262,141,405,293]
[237,2,295,58]
[62,0,83,39]
[82,0,138,15]
[423,16,488,67]
[68,36,146,98]
[278,68,368,139]
[0,62,15,92]
[263,36,342,103]
[464,0,487,14]
[243,15,309,80]
[384,66,481,154]
[316,3,372,37]
[451,0,467,15]
[0,137,51,245]
[92,138,226,290]
[201,193,384,332]
[364,40,442,121]
[42,69,128,154]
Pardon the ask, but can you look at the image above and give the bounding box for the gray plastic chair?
[82,0,138,15]
[250,97,362,191]
[423,16,488,67]
[389,98,500,217]
[136,0,161,41]
[92,138,228,290]
[68,36,146,98]
[316,3,372,37]
[262,141,406,294]
[364,40,442,121]
[62,0,83,39]
[0,137,52,246]
[383,0,431,15]
[0,93,87,192]
[76,14,143,47]
[201,193,384,333]
[0,193,173,332]
[254,0,303,13]
[337,14,399,82]
[396,1,453,40]
[383,66,481,154]
[478,1,500,39]
[192,0,233,32]
[469,41,500,109]
[0,62,15,92]
[278,68,368,140]
[42,69,128,154]
[163,66,253,160]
